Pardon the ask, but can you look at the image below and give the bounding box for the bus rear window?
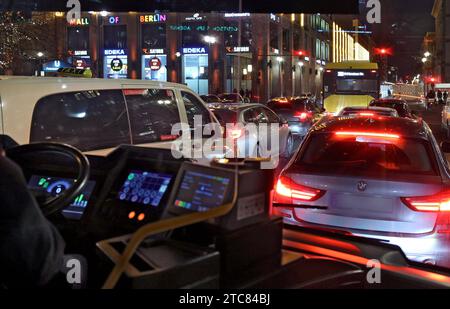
[336,79,378,93]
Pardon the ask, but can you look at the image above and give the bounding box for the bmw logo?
[357,181,368,192]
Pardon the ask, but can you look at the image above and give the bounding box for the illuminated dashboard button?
[137,213,145,221]
[128,211,136,219]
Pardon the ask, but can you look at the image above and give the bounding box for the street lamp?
[100,11,109,17]
[37,52,44,58]
[422,57,428,63]
[203,35,217,44]
[276,56,283,62]
[424,51,431,58]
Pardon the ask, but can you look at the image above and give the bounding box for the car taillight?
[294,112,310,121]
[358,112,375,117]
[401,191,450,212]
[335,131,400,140]
[274,175,325,204]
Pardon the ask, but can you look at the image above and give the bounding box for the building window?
[141,24,166,50]
[104,25,127,49]
[293,31,301,51]
[270,22,278,50]
[67,27,89,51]
[282,29,290,52]
[182,22,208,47]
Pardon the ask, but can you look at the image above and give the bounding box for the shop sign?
[183,47,207,54]
[74,50,88,56]
[68,18,89,26]
[108,16,120,24]
[226,46,250,53]
[142,48,165,55]
[111,58,124,71]
[140,14,167,23]
[105,49,126,56]
[224,13,251,18]
[185,13,204,21]
[149,57,162,71]
[42,60,71,72]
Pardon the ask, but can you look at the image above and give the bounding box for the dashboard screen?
[118,170,173,207]
[174,171,230,212]
[28,175,96,219]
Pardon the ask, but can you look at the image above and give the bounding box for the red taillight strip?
[335,131,400,139]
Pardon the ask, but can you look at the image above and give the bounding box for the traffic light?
[374,47,393,56]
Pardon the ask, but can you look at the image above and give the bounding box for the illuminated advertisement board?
[103,49,128,79]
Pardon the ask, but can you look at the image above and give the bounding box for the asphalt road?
[421,104,446,144]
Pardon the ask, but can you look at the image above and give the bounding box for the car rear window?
[296,133,438,177]
[31,90,130,151]
[211,109,237,125]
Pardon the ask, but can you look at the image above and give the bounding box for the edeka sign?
[183,47,207,54]
[140,14,167,23]
[104,49,126,56]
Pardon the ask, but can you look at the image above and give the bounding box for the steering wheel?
[6,143,90,216]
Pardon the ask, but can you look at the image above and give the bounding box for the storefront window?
[142,54,167,81]
[183,53,209,95]
[103,25,128,78]
[225,54,252,94]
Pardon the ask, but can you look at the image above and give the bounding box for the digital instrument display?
[174,171,230,212]
[28,175,96,219]
[117,170,173,207]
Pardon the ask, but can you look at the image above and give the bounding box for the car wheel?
[282,134,294,158]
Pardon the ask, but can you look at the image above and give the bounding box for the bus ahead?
[323,61,380,114]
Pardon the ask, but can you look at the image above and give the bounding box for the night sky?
[371,0,435,77]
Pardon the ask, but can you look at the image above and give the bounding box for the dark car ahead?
[267,96,323,137]
[369,99,414,118]
[200,94,223,103]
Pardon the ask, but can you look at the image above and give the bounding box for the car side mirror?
[441,141,450,153]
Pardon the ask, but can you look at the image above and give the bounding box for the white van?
[0,76,218,156]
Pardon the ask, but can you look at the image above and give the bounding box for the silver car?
[273,115,450,267]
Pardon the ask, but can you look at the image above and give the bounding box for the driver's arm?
[0,155,65,287]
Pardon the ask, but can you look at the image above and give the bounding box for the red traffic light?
[296,50,307,57]
[374,47,393,56]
